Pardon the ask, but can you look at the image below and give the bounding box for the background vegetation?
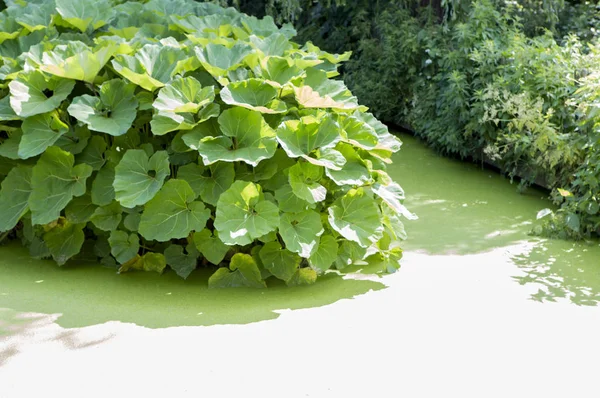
[218,0,600,239]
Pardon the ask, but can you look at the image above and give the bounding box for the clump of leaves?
[0,0,411,287]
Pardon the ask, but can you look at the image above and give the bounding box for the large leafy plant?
[0,0,410,287]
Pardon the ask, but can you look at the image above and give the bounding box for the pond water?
[1,134,599,397]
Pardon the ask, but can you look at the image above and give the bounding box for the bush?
[0,0,410,286]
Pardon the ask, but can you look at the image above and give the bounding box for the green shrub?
[0,0,410,286]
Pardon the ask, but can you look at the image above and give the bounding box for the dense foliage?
[236,0,600,239]
[0,0,410,286]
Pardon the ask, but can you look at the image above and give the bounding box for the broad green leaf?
[249,34,292,57]
[153,76,215,113]
[308,234,337,272]
[150,105,219,136]
[170,14,235,36]
[123,211,141,232]
[380,247,403,273]
[193,228,230,265]
[77,135,107,171]
[327,188,384,248]
[41,43,116,83]
[177,161,234,206]
[259,241,301,281]
[43,220,85,266]
[195,107,277,167]
[164,244,198,279]
[19,112,69,159]
[55,125,91,155]
[260,56,303,86]
[208,253,266,288]
[29,146,93,225]
[341,115,379,150]
[220,79,286,114]
[108,230,140,264]
[138,179,210,242]
[274,184,314,213]
[0,165,32,232]
[90,201,122,231]
[68,79,138,136]
[195,42,253,78]
[287,268,317,286]
[288,162,327,204]
[9,2,54,32]
[335,240,367,270]
[294,68,361,110]
[65,194,96,224]
[119,252,167,274]
[381,205,407,241]
[0,15,21,44]
[113,149,169,208]
[150,76,218,135]
[279,210,324,258]
[55,0,114,32]
[325,144,371,186]
[112,44,187,91]
[214,180,280,246]
[276,114,342,169]
[372,182,417,220]
[0,96,20,121]
[9,71,75,117]
[0,130,21,159]
[91,166,115,206]
[304,42,352,64]
[353,111,402,161]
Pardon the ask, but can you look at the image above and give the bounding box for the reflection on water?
[0,243,385,329]
[512,240,600,306]
[392,134,600,306]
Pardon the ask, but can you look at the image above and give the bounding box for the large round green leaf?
[208,253,266,288]
[214,180,280,246]
[29,146,93,225]
[113,149,170,208]
[19,112,69,159]
[220,79,286,114]
[164,243,198,279]
[325,144,371,186]
[0,165,32,232]
[288,162,327,204]
[276,114,342,169]
[308,234,338,272]
[68,79,138,136]
[279,210,324,258]
[9,71,75,117]
[138,179,211,242]
[153,76,215,113]
[195,42,253,78]
[108,230,139,264]
[195,107,277,167]
[177,161,234,206]
[294,68,362,110]
[40,42,116,83]
[56,0,114,32]
[193,229,230,265]
[43,220,85,266]
[327,188,384,248]
[259,241,301,281]
[112,44,187,91]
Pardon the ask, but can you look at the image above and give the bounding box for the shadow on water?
[0,243,385,330]
[0,308,116,367]
[512,239,600,306]
[390,133,600,306]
